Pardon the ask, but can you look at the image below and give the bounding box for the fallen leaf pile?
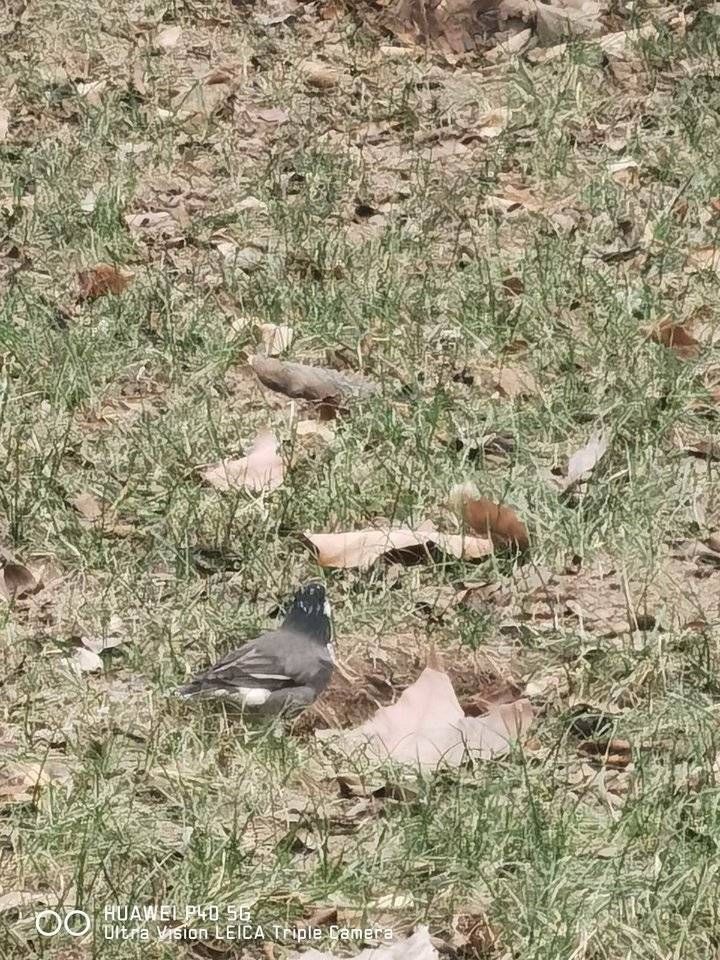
[358,0,610,58]
[319,668,534,769]
[460,549,720,637]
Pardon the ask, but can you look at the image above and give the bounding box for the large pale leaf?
[303,525,492,568]
[320,668,534,769]
[201,431,284,493]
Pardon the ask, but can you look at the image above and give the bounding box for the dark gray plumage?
[176,582,334,716]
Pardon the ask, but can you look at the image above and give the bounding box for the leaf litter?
[2,0,714,944]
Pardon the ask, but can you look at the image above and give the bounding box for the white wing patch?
[236,687,271,706]
[323,598,332,618]
[325,642,336,663]
[248,673,292,681]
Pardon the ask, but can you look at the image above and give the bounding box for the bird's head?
[282,581,332,643]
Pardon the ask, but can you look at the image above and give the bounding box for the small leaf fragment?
[77,263,134,301]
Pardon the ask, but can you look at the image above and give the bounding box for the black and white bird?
[176,582,334,716]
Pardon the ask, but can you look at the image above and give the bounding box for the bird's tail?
[174,681,204,700]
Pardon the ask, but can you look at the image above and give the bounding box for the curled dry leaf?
[77,263,134,301]
[476,108,510,139]
[201,430,284,493]
[319,668,534,769]
[303,525,492,569]
[125,209,184,238]
[258,322,294,356]
[71,491,103,522]
[292,926,437,960]
[451,909,499,956]
[449,484,529,553]
[82,614,127,654]
[0,106,9,141]
[485,28,533,62]
[299,59,339,89]
[70,647,103,673]
[646,318,700,359]
[250,356,379,407]
[561,430,609,490]
[0,562,38,599]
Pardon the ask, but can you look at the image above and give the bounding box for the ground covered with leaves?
[2,0,720,957]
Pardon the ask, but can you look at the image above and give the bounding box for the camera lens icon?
[35,909,91,937]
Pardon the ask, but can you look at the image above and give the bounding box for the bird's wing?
[191,633,295,691]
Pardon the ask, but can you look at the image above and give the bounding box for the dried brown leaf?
[77,263,134,301]
[535,0,603,45]
[250,356,379,406]
[0,890,47,913]
[0,107,9,141]
[172,75,234,121]
[70,647,103,673]
[491,364,539,399]
[201,430,284,493]
[299,60,339,89]
[0,760,68,805]
[451,909,499,956]
[295,419,336,444]
[124,209,184,237]
[646,318,700,359]
[450,484,529,552]
[1,562,38,599]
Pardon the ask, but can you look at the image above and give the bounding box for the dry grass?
[2,1,720,957]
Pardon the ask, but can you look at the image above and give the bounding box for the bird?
[176,582,334,716]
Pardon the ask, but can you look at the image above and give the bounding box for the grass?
[2,1,720,958]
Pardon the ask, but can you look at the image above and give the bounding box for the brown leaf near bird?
[450,484,529,553]
[77,263,134,301]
